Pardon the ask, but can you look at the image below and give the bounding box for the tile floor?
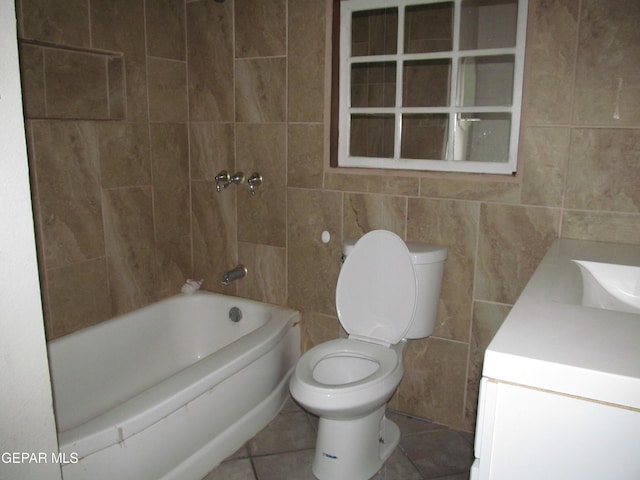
[202,397,474,480]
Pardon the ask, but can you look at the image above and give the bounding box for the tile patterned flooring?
[202,397,474,480]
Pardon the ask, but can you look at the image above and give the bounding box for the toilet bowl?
[289,230,447,480]
[290,337,405,419]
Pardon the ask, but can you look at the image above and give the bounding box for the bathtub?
[47,292,301,480]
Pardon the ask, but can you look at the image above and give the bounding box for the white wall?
[0,1,62,479]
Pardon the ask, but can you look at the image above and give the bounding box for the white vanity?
[471,239,640,479]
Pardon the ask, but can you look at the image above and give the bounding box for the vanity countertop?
[483,238,640,410]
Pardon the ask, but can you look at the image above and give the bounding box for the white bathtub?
[47,292,301,480]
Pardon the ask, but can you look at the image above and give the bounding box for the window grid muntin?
[339,0,527,174]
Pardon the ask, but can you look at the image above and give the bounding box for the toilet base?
[311,406,400,480]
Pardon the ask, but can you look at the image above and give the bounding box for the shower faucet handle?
[229,172,245,185]
[214,170,230,192]
[247,173,262,196]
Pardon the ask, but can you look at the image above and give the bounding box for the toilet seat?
[336,230,417,345]
[293,338,401,393]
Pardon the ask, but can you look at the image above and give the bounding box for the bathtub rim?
[53,293,300,460]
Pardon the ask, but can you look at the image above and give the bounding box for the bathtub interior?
[48,293,281,433]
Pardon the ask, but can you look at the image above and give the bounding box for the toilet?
[289,230,447,480]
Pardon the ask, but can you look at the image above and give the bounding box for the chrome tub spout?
[221,265,247,286]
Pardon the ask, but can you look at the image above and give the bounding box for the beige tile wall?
[18,0,640,431]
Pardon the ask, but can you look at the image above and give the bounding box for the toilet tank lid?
[344,238,447,264]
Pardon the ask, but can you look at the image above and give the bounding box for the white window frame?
[338,0,529,174]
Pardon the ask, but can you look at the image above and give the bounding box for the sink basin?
[572,260,640,314]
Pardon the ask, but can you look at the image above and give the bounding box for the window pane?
[350,114,395,158]
[454,113,511,162]
[352,8,398,56]
[457,55,514,106]
[403,59,451,107]
[351,62,397,108]
[401,114,449,160]
[404,3,453,54]
[460,0,518,50]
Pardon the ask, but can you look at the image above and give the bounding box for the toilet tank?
[343,238,447,340]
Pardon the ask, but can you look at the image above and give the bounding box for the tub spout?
[221,264,247,286]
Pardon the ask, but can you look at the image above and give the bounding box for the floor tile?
[253,449,316,480]
[203,397,474,480]
[202,458,255,480]
[401,429,474,479]
[371,448,423,480]
[248,411,316,456]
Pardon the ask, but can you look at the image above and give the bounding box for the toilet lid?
[336,230,417,345]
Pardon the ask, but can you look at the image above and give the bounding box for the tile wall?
[17,0,640,430]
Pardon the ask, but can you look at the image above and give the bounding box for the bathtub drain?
[229,307,242,323]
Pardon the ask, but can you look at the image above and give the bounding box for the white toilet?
[289,230,447,480]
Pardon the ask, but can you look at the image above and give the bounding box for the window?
[335,0,528,174]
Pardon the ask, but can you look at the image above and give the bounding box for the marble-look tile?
[187,0,234,122]
[44,49,109,119]
[235,0,286,58]
[282,396,306,414]
[150,123,190,240]
[150,124,192,295]
[522,0,578,125]
[225,444,251,461]
[371,449,423,480]
[465,301,511,429]
[288,0,326,122]
[236,124,286,247]
[419,176,520,203]
[18,43,45,118]
[237,242,286,305]
[300,311,343,352]
[147,58,187,122]
[190,122,235,181]
[287,123,325,189]
[90,0,146,56]
[400,428,474,479]
[21,0,90,47]
[561,211,640,246]
[436,474,471,480]
[46,259,111,339]
[343,193,407,240]
[235,58,286,123]
[573,0,640,126]
[252,449,317,480]
[31,121,104,269]
[387,411,445,436]
[146,0,185,60]
[107,56,126,119]
[102,187,157,315]
[191,180,237,294]
[287,188,343,315]
[565,129,640,213]
[91,0,148,122]
[203,396,476,480]
[324,172,419,196]
[520,127,570,207]
[476,203,559,304]
[407,198,479,342]
[394,337,469,428]
[155,235,192,299]
[248,411,316,456]
[97,123,151,188]
[202,458,255,480]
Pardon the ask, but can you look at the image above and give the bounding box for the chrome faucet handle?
[229,172,245,186]
[214,170,230,192]
[247,173,262,196]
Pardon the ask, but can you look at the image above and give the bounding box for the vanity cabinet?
[471,378,640,480]
[470,239,640,479]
